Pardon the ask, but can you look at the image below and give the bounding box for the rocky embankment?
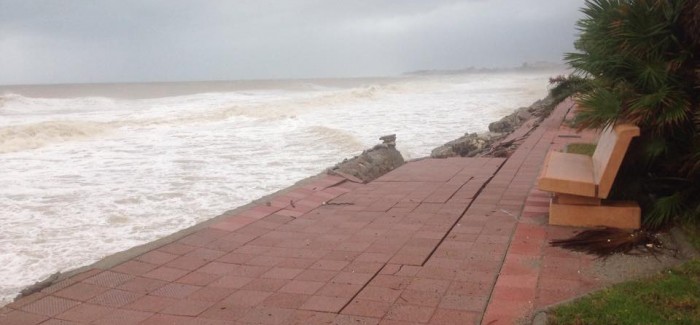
[328,134,405,183]
[325,94,557,183]
[431,94,556,158]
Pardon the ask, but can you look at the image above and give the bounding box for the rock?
[488,118,515,133]
[491,148,509,157]
[528,95,555,117]
[516,107,531,121]
[431,93,560,160]
[430,132,500,158]
[430,145,456,158]
[379,134,396,146]
[329,136,405,183]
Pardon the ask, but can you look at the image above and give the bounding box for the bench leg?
[549,200,641,229]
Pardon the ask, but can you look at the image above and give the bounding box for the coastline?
[9,91,559,304]
[11,171,334,302]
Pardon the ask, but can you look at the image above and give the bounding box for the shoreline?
[9,91,558,304]
[11,171,333,302]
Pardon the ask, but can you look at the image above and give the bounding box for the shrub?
[565,0,700,227]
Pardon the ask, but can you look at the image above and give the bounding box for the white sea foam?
[0,72,556,305]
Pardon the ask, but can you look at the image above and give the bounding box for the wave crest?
[306,126,366,153]
[0,121,113,153]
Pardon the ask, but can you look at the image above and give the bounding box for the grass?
[566,143,596,156]
[548,260,700,325]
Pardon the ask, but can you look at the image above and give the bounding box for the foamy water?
[0,72,554,304]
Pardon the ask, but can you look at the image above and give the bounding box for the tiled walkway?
[1,98,604,325]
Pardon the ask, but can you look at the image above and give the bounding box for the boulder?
[431,132,499,158]
[488,118,515,133]
[431,93,558,160]
[329,135,405,183]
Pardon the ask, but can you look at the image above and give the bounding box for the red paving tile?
[55,303,114,323]
[2,99,595,324]
[0,310,49,325]
[87,289,143,308]
[53,282,109,302]
[300,295,350,313]
[92,309,153,325]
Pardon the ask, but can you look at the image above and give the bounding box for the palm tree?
[564,0,700,227]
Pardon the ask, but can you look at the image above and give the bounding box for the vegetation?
[555,0,700,228]
[566,143,596,156]
[549,260,700,325]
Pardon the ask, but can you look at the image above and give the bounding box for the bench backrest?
[592,124,640,198]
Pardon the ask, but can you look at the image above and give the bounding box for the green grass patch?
[548,260,700,325]
[566,143,596,156]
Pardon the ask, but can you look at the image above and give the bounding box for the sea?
[0,71,558,305]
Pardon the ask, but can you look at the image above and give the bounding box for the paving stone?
[261,292,310,309]
[398,289,443,307]
[429,308,479,325]
[150,283,201,299]
[20,296,81,317]
[186,286,235,302]
[242,278,290,292]
[83,271,134,288]
[261,267,305,279]
[355,286,402,303]
[330,272,374,285]
[278,280,325,295]
[142,266,189,281]
[384,304,436,323]
[136,251,178,265]
[238,306,295,325]
[294,269,338,282]
[209,275,255,289]
[123,295,178,312]
[300,296,350,313]
[87,289,143,307]
[0,310,49,325]
[92,309,153,325]
[160,299,216,316]
[53,282,109,301]
[316,283,363,298]
[112,260,158,276]
[223,290,271,307]
[116,277,168,294]
[175,271,221,286]
[341,298,391,318]
[55,303,113,323]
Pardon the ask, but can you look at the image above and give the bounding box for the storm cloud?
[0,0,584,85]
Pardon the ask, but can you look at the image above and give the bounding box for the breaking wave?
[0,121,114,153]
[305,126,366,153]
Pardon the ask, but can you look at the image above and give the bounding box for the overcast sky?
[0,0,584,85]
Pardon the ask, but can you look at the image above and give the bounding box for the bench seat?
[539,151,596,197]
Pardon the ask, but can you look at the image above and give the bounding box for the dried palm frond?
[550,227,663,258]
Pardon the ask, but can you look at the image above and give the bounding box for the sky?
[0,0,585,85]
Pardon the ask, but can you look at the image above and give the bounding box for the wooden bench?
[537,124,641,229]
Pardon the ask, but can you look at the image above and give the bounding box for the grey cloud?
[0,0,584,85]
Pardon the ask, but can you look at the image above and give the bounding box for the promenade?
[1,98,609,324]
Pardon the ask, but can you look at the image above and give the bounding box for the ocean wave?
[305,126,366,153]
[0,121,113,153]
